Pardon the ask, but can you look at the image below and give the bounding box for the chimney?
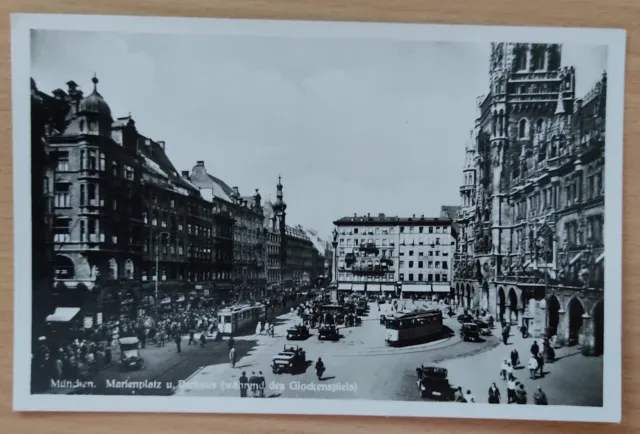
[233,186,240,196]
[157,140,165,150]
[196,161,205,167]
[181,170,190,179]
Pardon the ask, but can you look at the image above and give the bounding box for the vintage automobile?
[318,325,340,341]
[118,337,145,371]
[457,313,474,324]
[474,319,491,336]
[271,344,307,374]
[286,324,310,340]
[460,322,481,342]
[415,365,455,401]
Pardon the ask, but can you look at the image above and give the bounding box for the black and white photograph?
[11,14,625,422]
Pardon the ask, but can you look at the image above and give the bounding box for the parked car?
[460,323,481,342]
[286,325,310,340]
[271,344,307,374]
[318,325,340,341]
[457,313,474,324]
[415,365,455,401]
[118,337,144,371]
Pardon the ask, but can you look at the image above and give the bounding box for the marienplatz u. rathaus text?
[30,76,330,337]
[452,43,606,356]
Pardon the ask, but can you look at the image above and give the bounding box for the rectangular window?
[54,182,71,207]
[408,274,414,282]
[419,227,424,233]
[442,262,448,269]
[112,161,119,177]
[88,151,97,170]
[418,274,423,281]
[418,261,423,268]
[409,261,414,268]
[56,151,70,172]
[428,274,433,282]
[429,227,433,233]
[80,184,85,206]
[435,274,441,282]
[409,250,414,256]
[53,217,71,243]
[124,165,135,181]
[353,228,358,234]
[99,153,106,171]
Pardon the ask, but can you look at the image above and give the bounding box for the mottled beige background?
[0,0,637,432]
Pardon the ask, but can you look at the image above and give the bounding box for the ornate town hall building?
[453,43,606,356]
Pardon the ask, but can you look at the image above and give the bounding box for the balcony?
[359,242,379,254]
[350,259,394,276]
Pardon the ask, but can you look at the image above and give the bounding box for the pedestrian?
[454,386,466,403]
[506,375,517,404]
[464,389,476,403]
[510,348,519,367]
[527,355,539,379]
[536,352,545,377]
[520,323,528,339]
[258,371,266,398]
[199,332,206,349]
[488,382,501,404]
[249,371,258,397]
[502,327,509,345]
[506,362,513,380]
[515,383,527,404]
[228,336,235,350]
[239,371,248,398]
[188,329,196,345]
[530,340,540,357]
[533,386,548,405]
[500,358,509,380]
[256,321,262,335]
[229,346,236,368]
[174,334,182,353]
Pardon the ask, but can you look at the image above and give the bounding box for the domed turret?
[272,175,287,213]
[78,75,111,118]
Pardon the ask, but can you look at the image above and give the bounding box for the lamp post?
[155,231,170,317]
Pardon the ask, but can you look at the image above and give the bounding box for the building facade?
[42,77,222,321]
[284,225,315,288]
[452,43,605,356]
[262,199,282,290]
[333,214,457,297]
[189,161,265,298]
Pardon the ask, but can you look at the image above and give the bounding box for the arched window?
[499,109,505,136]
[518,119,527,139]
[536,119,544,134]
[492,112,497,136]
[124,259,134,279]
[55,255,75,279]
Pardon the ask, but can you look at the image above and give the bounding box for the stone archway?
[593,300,604,356]
[567,297,585,346]
[481,281,489,311]
[547,295,561,337]
[466,283,472,309]
[497,286,506,321]
[508,288,518,324]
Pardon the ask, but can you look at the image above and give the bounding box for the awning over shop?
[570,252,583,265]
[380,285,395,292]
[174,293,185,302]
[161,297,172,304]
[596,252,605,264]
[431,283,452,293]
[401,284,431,293]
[46,307,80,323]
[351,284,366,292]
[337,283,352,291]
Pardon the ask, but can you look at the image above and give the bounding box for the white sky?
[31,31,607,239]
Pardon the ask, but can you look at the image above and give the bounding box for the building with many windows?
[262,199,282,290]
[332,214,457,297]
[42,76,229,321]
[452,43,605,356]
[188,160,265,298]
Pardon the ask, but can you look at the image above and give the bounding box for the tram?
[217,303,266,336]
[385,309,443,346]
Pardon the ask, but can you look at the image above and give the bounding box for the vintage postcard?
[11,13,625,422]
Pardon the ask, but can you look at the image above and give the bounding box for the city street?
[174,301,501,401]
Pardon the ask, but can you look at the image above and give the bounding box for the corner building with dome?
[452,43,606,356]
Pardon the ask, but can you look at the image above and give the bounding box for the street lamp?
[155,231,170,316]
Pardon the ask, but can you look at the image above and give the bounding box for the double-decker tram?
[217,303,266,336]
[385,309,443,346]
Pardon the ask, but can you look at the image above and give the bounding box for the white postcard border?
[11,13,626,423]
